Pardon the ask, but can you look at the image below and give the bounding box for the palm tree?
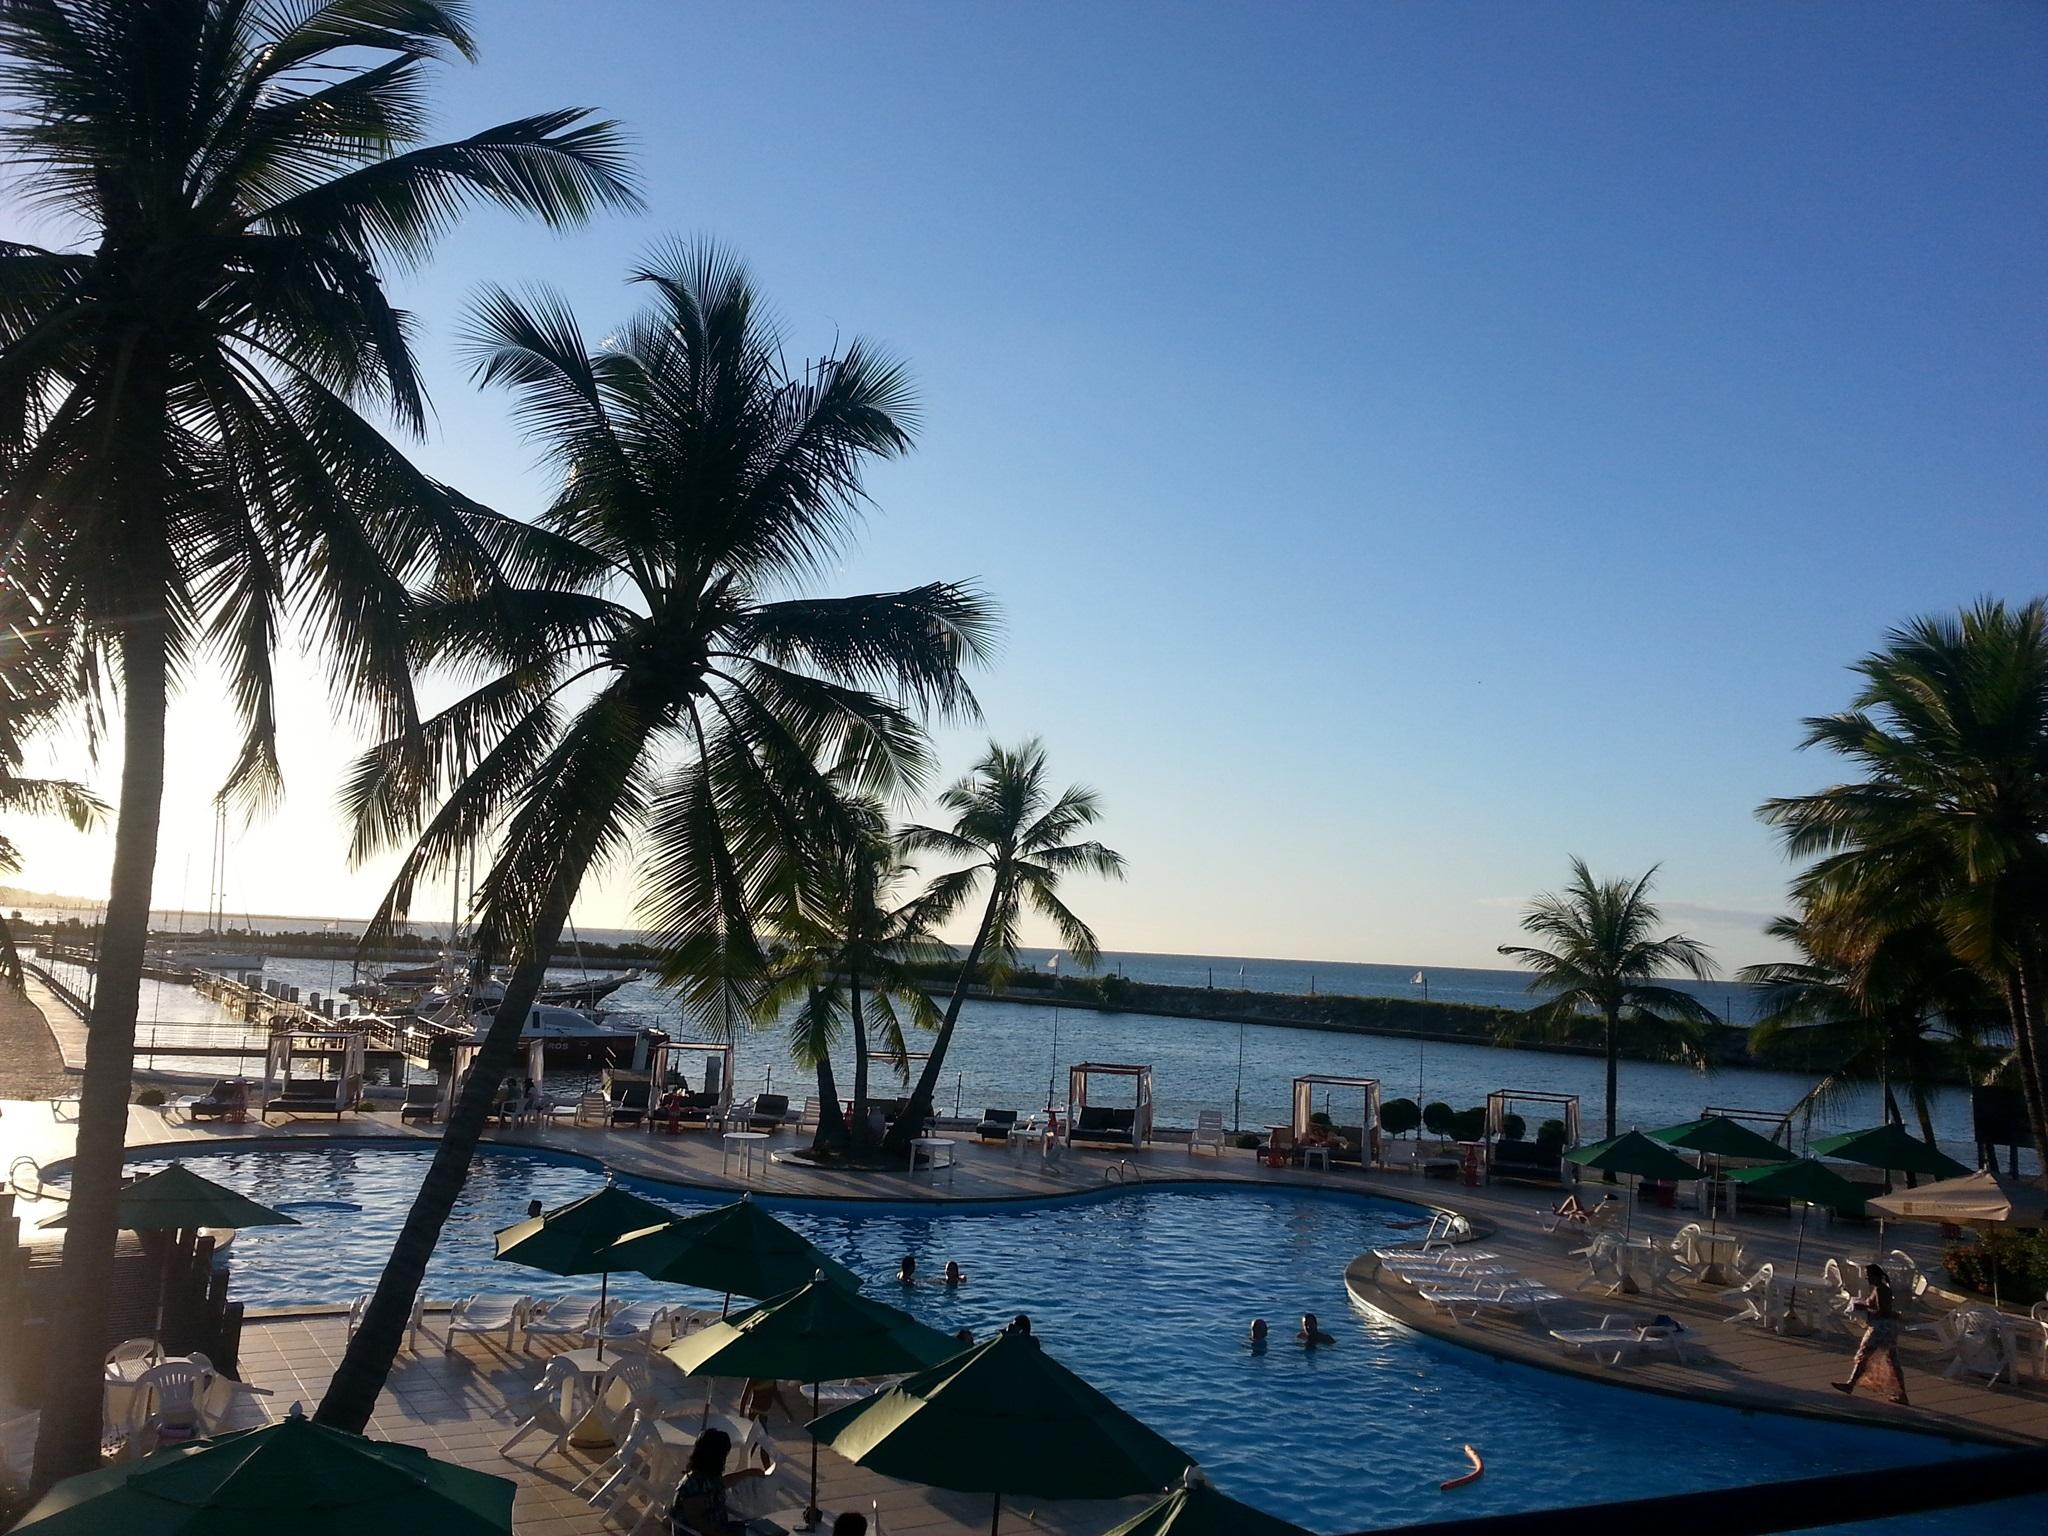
[0,592,103,985]
[886,738,1123,1155]
[750,793,947,1154]
[1742,904,1997,1161]
[0,1,637,1481]
[316,245,993,1430]
[1496,859,1718,1143]
[1758,599,2048,1171]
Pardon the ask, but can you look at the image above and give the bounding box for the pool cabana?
[260,1026,365,1122]
[439,1036,549,1124]
[1067,1062,1152,1149]
[649,1038,735,1129]
[1293,1075,1381,1167]
[1485,1089,1579,1184]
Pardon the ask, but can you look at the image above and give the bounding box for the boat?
[415,970,641,1016]
[165,950,265,974]
[460,1004,652,1067]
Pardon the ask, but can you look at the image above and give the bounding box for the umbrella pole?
[804,1380,822,1526]
[596,1269,609,1363]
[1793,1202,1808,1280]
[991,1490,1002,1536]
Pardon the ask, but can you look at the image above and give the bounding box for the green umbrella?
[493,1184,676,1360]
[12,1409,516,1536]
[604,1195,859,1307]
[1726,1157,1866,1278]
[1810,1123,1970,1181]
[1101,1470,1314,1536]
[39,1162,298,1232]
[1563,1132,1701,1238]
[1650,1117,1794,1238]
[809,1329,1191,1535]
[666,1273,958,1522]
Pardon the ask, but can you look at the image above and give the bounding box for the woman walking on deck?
[1835,1264,1909,1405]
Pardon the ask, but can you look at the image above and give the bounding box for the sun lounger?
[444,1292,533,1352]
[746,1093,789,1133]
[1550,1313,1696,1366]
[598,1302,674,1348]
[1419,1281,1567,1324]
[525,1295,615,1343]
[1188,1109,1227,1156]
[398,1082,440,1124]
[346,1292,426,1352]
[186,1079,249,1122]
[975,1107,1020,1144]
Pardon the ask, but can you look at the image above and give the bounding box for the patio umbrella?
[493,1183,675,1360]
[665,1273,958,1522]
[1650,1116,1794,1237]
[39,1162,298,1233]
[1100,1469,1314,1536]
[41,1162,296,1336]
[808,1329,1192,1534]
[604,1194,859,1310]
[1725,1157,1865,1278]
[11,1407,516,1536]
[1563,1131,1701,1237]
[1810,1123,1970,1183]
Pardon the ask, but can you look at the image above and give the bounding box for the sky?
[6,2,2047,970]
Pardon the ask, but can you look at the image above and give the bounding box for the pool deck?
[3,971,2047,1533]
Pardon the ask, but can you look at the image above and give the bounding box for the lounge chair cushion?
[1074,1106,1136,1143]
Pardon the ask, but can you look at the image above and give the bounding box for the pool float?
[1441,1445,1483,1490]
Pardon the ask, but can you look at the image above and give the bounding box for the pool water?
[106,1144,2040,1535]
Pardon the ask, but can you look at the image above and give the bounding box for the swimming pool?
[98,1143,2043,1534]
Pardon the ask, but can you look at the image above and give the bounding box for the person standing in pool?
[1835,1264,1909,1405]
[943,1260,967,1286]
[898,1254,917,1285]
[1297,1312,1334,1347]
[1248,1318,1269,1352]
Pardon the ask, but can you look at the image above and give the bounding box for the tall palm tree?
[1496,858,1718,1143]
[886,738,1123,1154]
[750,793,947,1154]
[1758,598,2048,1170]
[0,1,637,1482]
[1742,903,1998,1160]
[0,591,104,985]
[316,245,993,1429]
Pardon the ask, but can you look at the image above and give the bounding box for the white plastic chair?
[501,1356,588,1463]
[445,1293,532,1352]
[1188,1109,1226,1157]
[1936,1307,2021,1386]
[591,1352,690,1443]
[123,1361,209,1458]
[1722,1262,1777,1326]
[1671,1223,1703,1269]
[597,1416,695,1536]
[346,1292,426,1352]
[1573,1235,1624,1293]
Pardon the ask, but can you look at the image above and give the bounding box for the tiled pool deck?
[4,974,2045,1533]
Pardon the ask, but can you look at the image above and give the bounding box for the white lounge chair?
[524,1295,614,1344]
[1417,1280,1566,1325]
[500,1356,589,1463]
[1550,1313,1696,1366]
[574,1090,609,1127]
[445,1292,532,1352]
[598,1301,675,1348]
[1188,1109,1226,1157]
[346,1292,426,1352]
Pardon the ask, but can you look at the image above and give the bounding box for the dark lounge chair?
[607,1080,651,1127]
[975,1108,1020,1143]
[187,1078,248,1123]
[1488,1137,1561,1184]
[398,1082,440,1124]
[1071,1105,1137,1147]
[747,1093,790,1133]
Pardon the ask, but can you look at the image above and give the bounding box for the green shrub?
[1534,1118,1567,1155]
[1421,1101,1456,1138]
[356,1099,381,1112]
[1309,1110,1334,1129]
[1231,1133,1262,1151]
[1445,1107,1485,1142]
[1499,1112,1527,1141]
[1944,1229,2048,1300]
[134,1087,166,1107]
[1381,1097,1421,1137]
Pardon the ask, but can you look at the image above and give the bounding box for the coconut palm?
[315,245,993,1429]
[0,0,637,1482]
[1742,903,1998,1160]
[1496,859,1718,1143]
[885,738,1123,1154]
[0,593,103,985]
[749,793,948,1153]
[1758,599,2048,1169]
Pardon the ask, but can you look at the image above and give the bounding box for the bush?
[356,1099,381,1112]
[1499,1112,1527,1142]
[1421,1101,1456,1138]
[1231,1133,1262,1151]
[1944,1229,2048,1300]
[1450,1107,1487,1143]
[1534,1118,1567,1155]
[1381,1097,1421,1137]
[134,1087,166,1107]
[1309,1110,1334,1129]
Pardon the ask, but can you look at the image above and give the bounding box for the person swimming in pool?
[1297,1312,1334,1347]
[1005,1313,1032,1337]
[953,1327,975,1348]
[943,1260,967,1286]
[1248,1318,1269,1352]
[898,1254,917,1285]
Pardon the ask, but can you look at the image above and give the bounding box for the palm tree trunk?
[31,619,168,1489]
[848,970,871,1148]
[887,891,997,1154]
[809,989,850,1153]
[1601,1004,1620,1182]
[315,864,583,1432]
[2002,956,2048,1172]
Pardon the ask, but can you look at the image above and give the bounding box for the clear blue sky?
[11,2,2047,968]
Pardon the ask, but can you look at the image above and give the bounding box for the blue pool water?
[103,1143,2040,1535]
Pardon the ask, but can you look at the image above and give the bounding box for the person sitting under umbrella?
[671,1427,768,1536]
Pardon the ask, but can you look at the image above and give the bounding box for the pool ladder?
[1104,1160,1138,1185]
